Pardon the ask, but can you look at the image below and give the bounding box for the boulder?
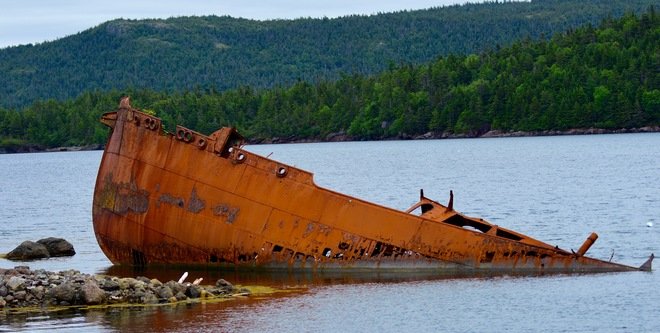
[48,282,77,304]
[174,291,187,301]
[136,276,151,284]
[165,280,186,295]
[156,286,173,299]
[6,241,50,260]
[7,276,26,291]
[82,280,106,305]
[14,290,27,301]
[215,278,233,288]
[14,266,32,274]
[150,278,163,287]
[118,278,132,290]
[37,237,76,257]
[99,279,120,291]
[30,286,45,300]
[185,285,201,298]
[142,292,159,304]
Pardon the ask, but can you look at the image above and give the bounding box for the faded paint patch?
[317,224,332,236]
[158,193,184,208]
[96,174,149,214]
[303,222,316,238]
[213,204,239,224]
[116,189,149,214]
[187,187,205,213]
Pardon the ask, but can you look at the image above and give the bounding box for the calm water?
[1,133,659,332]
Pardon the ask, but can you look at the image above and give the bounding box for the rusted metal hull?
[92,100,652,274]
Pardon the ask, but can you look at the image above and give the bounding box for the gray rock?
[30,286,45,300]
[132,280,146,290]
[6,241,50,260]
[7,276,26,291]
[82,280,105,305]
[60,269,80,276]
[216,278,233,288]
[48,282,76,304]
[175,291,187,301]
[185,285,201,298]
[100,279,120,291]
[0,286,7,297]
[118,278,131,290]
[143,292,159,304]
[14,290,27,301]
[209,287,228,296]
[150,278,163,287]
[136,276,151,284]
[14,266,32,274]
[165,280,186,295]
[157,286,173,299]
[131,289,146,303]
[0,297,5,308]
[36,238,76,257]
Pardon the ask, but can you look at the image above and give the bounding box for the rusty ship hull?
[92,100,652,274]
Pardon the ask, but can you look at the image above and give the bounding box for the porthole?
[276,166,288,178]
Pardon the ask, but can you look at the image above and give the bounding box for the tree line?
[0,8,658,150]
[0,0,655,108]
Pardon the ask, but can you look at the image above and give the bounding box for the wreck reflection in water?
[101,272,658,333]
[102,263,551,288]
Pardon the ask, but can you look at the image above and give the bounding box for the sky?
[0,0,480,49]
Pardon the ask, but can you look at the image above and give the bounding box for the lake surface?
[1,133,659,332]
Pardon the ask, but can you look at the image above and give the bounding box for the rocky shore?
[0,266,246,312]
[249,125,660,144]
[0,144,103,154]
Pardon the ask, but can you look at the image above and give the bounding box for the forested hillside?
[1,8,657,151]
[0,0,655,108]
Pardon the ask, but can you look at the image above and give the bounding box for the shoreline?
[0,265,263,314]
[1,126,658,154]
[250,125,660,144]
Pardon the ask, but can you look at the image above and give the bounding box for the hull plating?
[92,101,651,274]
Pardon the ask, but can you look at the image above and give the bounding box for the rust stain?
[91,98,654,274]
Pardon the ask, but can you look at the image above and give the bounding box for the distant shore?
[1,126,659,154]
[250,125,660,144]
[0,144,104,154]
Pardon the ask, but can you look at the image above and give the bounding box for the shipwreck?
[92,98,653,274]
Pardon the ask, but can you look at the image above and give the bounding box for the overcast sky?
[0,0,481,49]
